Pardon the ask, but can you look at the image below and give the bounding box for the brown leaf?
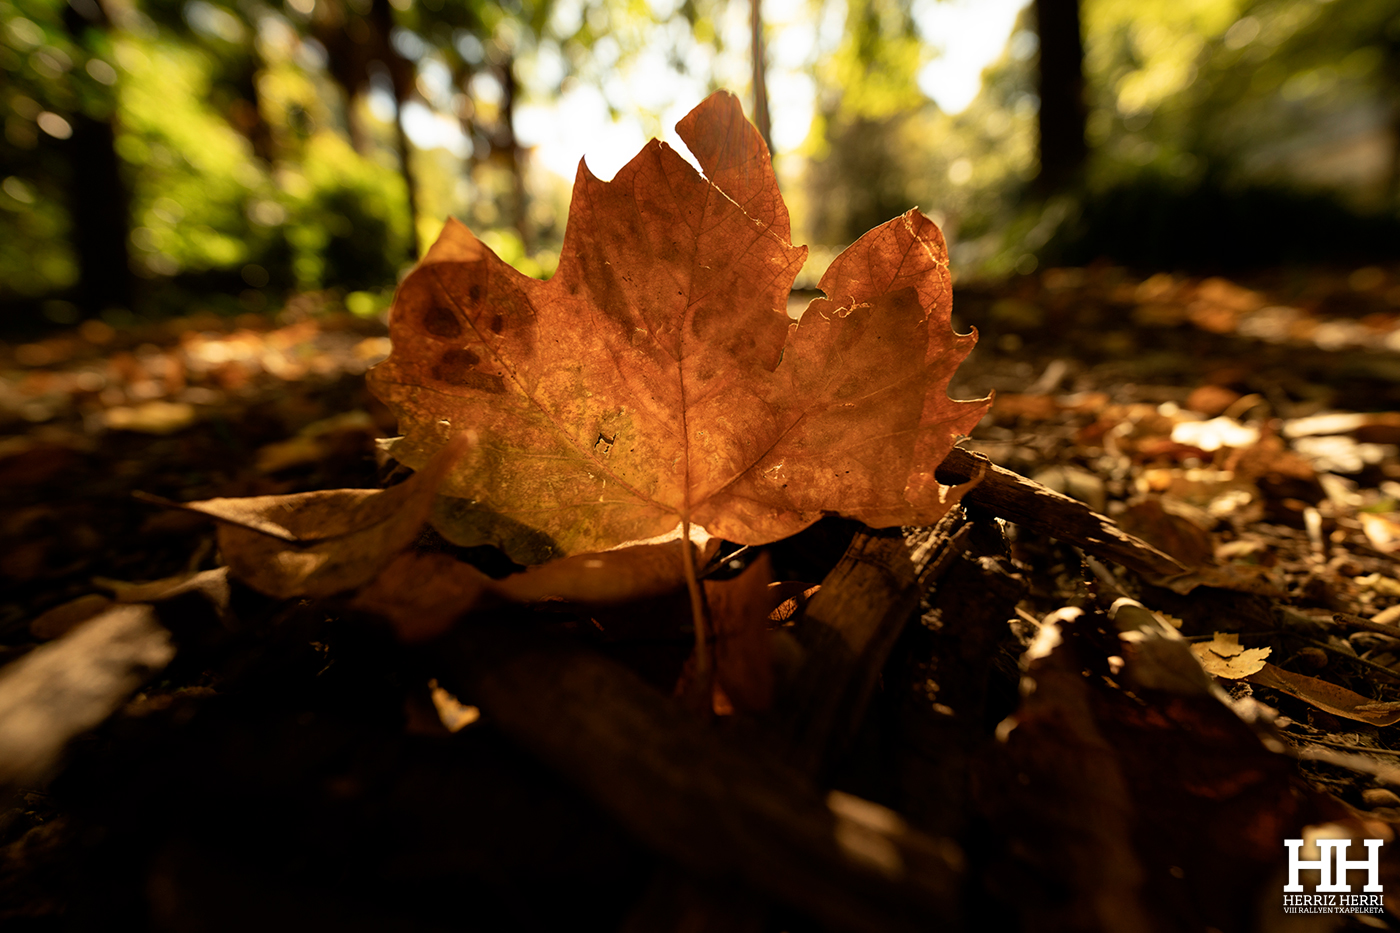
[1115,498,1214,570]
[767,582,821,622]
[28,593,113,641]
[1247,662,1400,727]
[171,433,474,599]
[1360,512,1400,554]
[369,91,989,564]
[495,538,719,605]
[977,611,1152,931]
[354,539,719,642]
[706,551,777,713]
[351,551,494,643]
[94,567,231,607]
[978,607,1305,932]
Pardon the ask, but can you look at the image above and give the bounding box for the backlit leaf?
[1189,631,1271,680]
[369,91,990,564]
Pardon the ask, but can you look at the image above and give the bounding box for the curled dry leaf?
[1106,598,1220,697]
[1115,498,1214,570]
[368,91,990,565]
[168,433,474,599]
[1190,632,1271,680]
[767,582,822,623]
[1247,663,1400,727]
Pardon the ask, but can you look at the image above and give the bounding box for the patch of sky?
[914,0,1029,114]
[402,101,469,157]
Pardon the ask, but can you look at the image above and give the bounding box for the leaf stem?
[680,515,712,690]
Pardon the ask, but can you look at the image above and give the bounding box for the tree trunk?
[63,1,133,315]
[67,116,134,315]
[1032,0,1087,194]
[501,56,530,253]
[391,90,422,261]
[1385,53,1400,210]
[229,61,276,163]
[371,0,422,261]
[751,0,772,155]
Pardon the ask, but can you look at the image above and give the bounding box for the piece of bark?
[0,604,174,786]
[772,521,971,774]
[432,621,963,933]
[624,519,978,929]
[936,446,1186,578]
[887,546,1027,839]
[1332,610,1400,639]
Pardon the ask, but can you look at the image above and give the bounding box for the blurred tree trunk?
[315,0,422,261]
[1386,47,1400,208]
[229,64,276,163]
[67,116,134,315]
[391,90,423,260]
[63,0,133,315]
[1032,0,1087,193]
[370,0,422,260]
[501,56,530,253]
[751,0,772,154]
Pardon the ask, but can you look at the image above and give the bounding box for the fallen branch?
[936,447,1187,579]
[773,520,970,774]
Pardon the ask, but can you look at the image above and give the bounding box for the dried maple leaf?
[369,91,990,564]
[1190,632,1271,680]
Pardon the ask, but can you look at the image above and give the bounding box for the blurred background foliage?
[1,0,1397,330]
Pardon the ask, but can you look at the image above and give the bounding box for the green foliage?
[821,0,925,122]
[802,0,929,244]
[115,33,408,292]
[802,2,1040,263]
[0,174,76,298]
[285,131,411,291]
[1082,0,1400,202]
[3,0,1396,317]
[1024,0,1400,271]
[116,35,267,277]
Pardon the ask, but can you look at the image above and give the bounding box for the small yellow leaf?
[1190,632,1270,679]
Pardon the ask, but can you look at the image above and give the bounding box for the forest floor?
[3,263,1400,931]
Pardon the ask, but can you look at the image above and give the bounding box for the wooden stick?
[935,447,1187,579]
[772,521,970,774]
[1332,611,1400,639]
